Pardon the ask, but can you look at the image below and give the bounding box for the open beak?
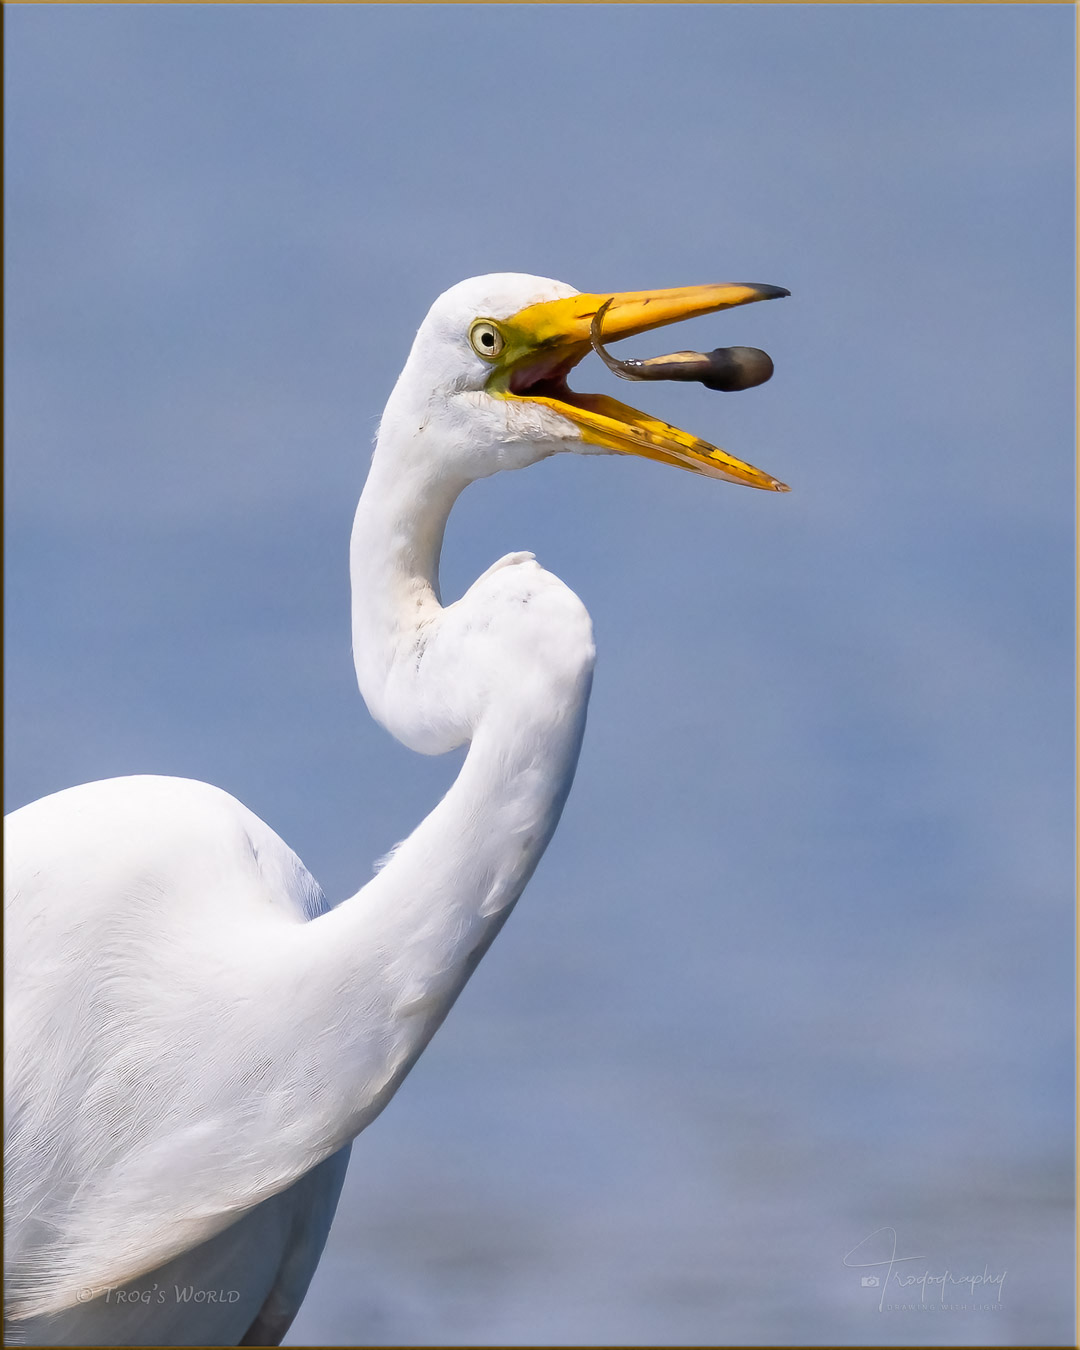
[496,283,790,491]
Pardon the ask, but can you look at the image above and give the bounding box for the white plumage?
[4,272,786,1345]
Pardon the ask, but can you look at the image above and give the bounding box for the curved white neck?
[296,436,594,1148]
[352,443,467,611]
[348,447,464,730]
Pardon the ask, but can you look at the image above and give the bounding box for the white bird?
[4,272,788,1346]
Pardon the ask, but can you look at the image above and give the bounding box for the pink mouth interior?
[508,350,582,400]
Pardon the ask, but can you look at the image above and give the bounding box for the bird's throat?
[349,447,468,744]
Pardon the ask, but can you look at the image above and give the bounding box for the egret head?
[382,272,789,490]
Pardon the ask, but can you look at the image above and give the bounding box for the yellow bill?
[492,282,790,491]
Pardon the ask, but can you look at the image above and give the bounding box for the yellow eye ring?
[469,320,505,361]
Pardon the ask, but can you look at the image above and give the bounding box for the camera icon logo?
[861,1276,880,1287]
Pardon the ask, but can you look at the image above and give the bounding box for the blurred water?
[5,5,1074,1344]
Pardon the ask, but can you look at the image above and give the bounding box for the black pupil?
[483,333,493,346]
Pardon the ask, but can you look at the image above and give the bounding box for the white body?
[5,271,784,1344]
[5,276,597,1345]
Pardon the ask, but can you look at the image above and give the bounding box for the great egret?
[4,273,788,1346]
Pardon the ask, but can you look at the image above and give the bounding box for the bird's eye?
[469,320,505,360]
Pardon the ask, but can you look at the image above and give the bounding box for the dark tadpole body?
[590,299,775,392]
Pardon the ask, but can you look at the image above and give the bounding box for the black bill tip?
[745,284,791,301]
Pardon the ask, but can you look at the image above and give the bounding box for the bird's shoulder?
[4,774,327,931]
[3,776,337,1326]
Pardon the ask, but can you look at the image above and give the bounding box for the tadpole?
[590,297,775,392]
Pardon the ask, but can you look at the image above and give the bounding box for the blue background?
[5,5,1074,1344]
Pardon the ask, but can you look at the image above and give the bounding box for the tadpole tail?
[590,298,649,382]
